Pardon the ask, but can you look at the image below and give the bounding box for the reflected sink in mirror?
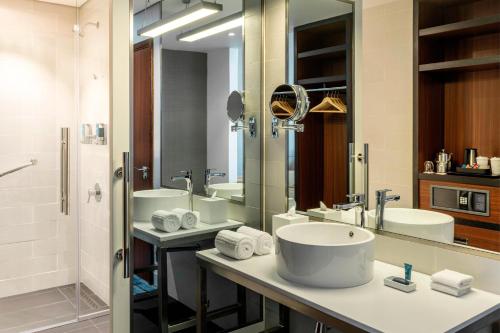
[276,222,374,288]
[208,183,243,200]
[367,208,454,244]
[134,189,189,222]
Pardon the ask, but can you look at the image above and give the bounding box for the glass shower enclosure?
[0,0,110,331]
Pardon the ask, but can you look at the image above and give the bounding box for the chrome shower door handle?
[122,152,131,279]
[363,143,369,210]
[60,128,70,215]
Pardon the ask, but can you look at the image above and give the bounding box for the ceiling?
[36,0,88,7]
[135,0,243,52]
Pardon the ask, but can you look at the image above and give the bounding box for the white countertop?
[197,248,500,333]
[134,220,243,244]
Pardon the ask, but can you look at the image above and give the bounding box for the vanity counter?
[196,248,500,333]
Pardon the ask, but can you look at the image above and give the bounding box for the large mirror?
[157,5,245,202]
[131,0,263,332]
[285,0,500,254]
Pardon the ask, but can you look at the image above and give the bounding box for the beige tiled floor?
[0,284,108,333]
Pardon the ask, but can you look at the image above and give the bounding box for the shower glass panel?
[0,0,110,331]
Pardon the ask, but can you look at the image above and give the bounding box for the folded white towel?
[215,230,255,260]
[236,226,273,255]
[151,210,181,233]
[172,208,199,229]
[431,269,473,289]
[431,282,471,297]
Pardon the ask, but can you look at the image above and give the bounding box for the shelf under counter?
[419,173,500,187]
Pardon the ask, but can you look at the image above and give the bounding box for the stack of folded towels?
[151,209,199,233]
[215,226,273,260]
[430,269,474,297]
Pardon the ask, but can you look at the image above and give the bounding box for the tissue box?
[197,197,228,224]
[272,213,309,240]
[307,208,342,220]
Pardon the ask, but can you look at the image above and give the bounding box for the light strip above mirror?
[177,12,243,42]
[138,1,223,38]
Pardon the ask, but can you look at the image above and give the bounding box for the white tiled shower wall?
[78,0,110,305]
[0,0,78,298]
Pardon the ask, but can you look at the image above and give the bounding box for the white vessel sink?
[367,208,454,243]
[275,222,374,288]
[134,189,189,222]
[208,183,243,200]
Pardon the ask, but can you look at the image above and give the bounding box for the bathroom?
[0,0,498,332]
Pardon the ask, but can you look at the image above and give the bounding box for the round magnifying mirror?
[269,84,310,122]
[227,91,245,122]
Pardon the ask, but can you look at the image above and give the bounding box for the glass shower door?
[0,1,79,331]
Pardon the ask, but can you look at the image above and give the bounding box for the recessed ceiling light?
[138,1,222,38]
[177,12,243,42]
[228,32,235,37]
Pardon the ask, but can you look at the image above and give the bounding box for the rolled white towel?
[431,282,471,297]
[431,269,473,289]
[151,210,181,233]
[172,208,199,229]
[215,230,255,260]
[236,226,273,255]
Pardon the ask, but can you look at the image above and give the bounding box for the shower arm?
[0,159,37,179]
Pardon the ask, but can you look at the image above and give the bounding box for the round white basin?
[208,183,243,200]
[134,189,189,222]
[276,222,374,288]
[367,208,454,244]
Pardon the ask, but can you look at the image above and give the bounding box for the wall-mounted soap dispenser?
[80,124,93,144]
[95,123,107,145]
[80,123,107,145]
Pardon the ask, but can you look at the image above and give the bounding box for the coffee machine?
[436,149,452,175]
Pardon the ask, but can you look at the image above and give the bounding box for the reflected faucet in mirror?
[375,189,401,230]
[171,170,193,211]
[135,165,149,181]
[204,168,226,195]
[334,194,366,228]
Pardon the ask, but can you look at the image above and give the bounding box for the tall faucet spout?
[375,189,400,230]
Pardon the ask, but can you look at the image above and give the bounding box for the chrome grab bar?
[60,128,70,215]
[0,159,37,178]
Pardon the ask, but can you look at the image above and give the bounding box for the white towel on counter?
[236,226,273,255]
[431,282,471,297]
[151,210,182,233]
[172,208,199,229]
[431,269,474,289]
[215,230,255,260]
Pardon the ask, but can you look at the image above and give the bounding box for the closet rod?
[273,86,347,95]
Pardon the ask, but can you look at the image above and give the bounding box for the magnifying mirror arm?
[231,116,257,138]
[271,118,304,138]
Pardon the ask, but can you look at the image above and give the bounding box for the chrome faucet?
[334,194,366,228]
[171,170,193,211]
[204,168,226,195]
[375,189,400,230]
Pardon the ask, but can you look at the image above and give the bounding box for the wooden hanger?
[310,90,347,114]
[271,95,295,116]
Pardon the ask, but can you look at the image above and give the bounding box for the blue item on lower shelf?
[133,275,157,296]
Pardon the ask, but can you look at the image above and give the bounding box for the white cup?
[491,157,500,176]
[476,156,489,169]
